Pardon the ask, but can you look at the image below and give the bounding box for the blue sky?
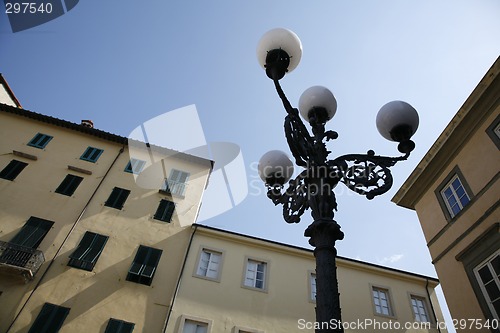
[1,1,500,329]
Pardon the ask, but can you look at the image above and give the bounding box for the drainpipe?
[162,224,198,332]
[6,147,125,333]
[426,278,442,333]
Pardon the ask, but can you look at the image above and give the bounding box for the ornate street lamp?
[256,28,419,333]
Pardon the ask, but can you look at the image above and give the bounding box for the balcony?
[0,240,45,282]
[160,179,187,198]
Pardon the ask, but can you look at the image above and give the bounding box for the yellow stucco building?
[393,56,499,331]
[0,75,213,332]
[165,224,447,333]
[1,75,447,332]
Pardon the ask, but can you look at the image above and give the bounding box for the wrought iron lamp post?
[256,28,419,333]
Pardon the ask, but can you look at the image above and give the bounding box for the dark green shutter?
[0,160,28,181]
[10,217,53,248]
[105,319,135,333]
[127,246,162,285]
[105,187,130,209]
[153,200,175,222]
[69,232,108,271]
[55,175,83,196]
[28,303,70,333]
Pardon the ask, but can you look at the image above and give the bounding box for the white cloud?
[378,254,404,265]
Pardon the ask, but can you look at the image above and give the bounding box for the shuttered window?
[0,159,28,181]
[104,318,135,333]
[28,133,53,149]
[126,245,162,286]
[55,174,83,196]
[124,158,146,174]
[68,231,108,271]
[153,199,175,222]
[9,217,54,249]
[28,303,70,333]
[162,169,189,196]
[80,146,103,163]
[105,187,130,210]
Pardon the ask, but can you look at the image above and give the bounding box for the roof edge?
[392,56,500,209]
[0,102,214,167]
[0,74,22,108]
[193,223,439,283]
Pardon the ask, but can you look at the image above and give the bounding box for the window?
[309,272,317,302]
[243,258,267,291]
[55,174,83,196]
[436,168,473,220]
[124,158,146,174]
[178,316,212,333]
[68,231,108,271]
[195,248,222,281]
[0,159,28,181]
[80,146,103,163]
[162,169,189,196]
[28,133,53,149]
[486,115,500,149]
[441,175,471,218]
[233,328,264,333]
[410,296,430,322]
[105,318,135,333]
[474,250,500,320]
[127,245,162,286]
[105,187,130,210]
[153,199,175,222]
[28,303,70,333]
[457,224,500,322]
[183,320,208,333]
[372,286,394,317]
[9,217,54,249]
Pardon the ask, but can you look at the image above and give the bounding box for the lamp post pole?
[256,29,419,333]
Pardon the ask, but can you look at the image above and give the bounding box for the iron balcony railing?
[161,179,187,197]
[0,240,45,281]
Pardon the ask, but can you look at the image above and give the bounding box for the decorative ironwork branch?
[265,79,411,223]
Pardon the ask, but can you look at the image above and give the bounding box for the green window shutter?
[55,175,83,196]
[28,303,70,333]
[10,217,54,248]
[105,318,135,333]
[28,133,53,149]
[153,200,175,222]
[80,147,104,162]
[124,159,146,174]
[105,187,130,209]
[68,232,108,271]
[0,160,28,181]
[127,245,162,286]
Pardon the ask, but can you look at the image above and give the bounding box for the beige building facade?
[393,57,500,331]
[1,76,447,333]
[165,224,447,333]
[0,79,213,333]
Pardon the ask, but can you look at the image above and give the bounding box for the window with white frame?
[474,249,500,320]
[410,295,430,322]
[243,258,267,290]
[183,320,207,333]
[309,272,317,302]
[178,315,211,333]
[195,248,222,281]
[440,174,471,218]
[372,286,394,317]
